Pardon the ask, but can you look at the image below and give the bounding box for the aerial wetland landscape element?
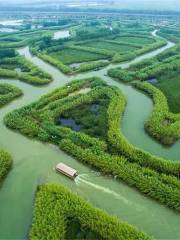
[0,12,180,240]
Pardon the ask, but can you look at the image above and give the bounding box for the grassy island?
[0,83,22,107]
[30,184,151,240]
[0,48,52,85]
[0,150,12,184]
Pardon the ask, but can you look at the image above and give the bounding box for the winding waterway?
[0,31,179,239]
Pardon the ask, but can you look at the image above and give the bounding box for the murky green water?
[0,33,179,240]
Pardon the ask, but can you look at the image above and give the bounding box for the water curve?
[0,31,179,239]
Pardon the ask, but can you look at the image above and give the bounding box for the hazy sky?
[0,0,180,11]
[112,0,180,10]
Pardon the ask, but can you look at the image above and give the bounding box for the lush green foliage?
[0,48,16,58]
[31,48,109,74]
[37,52,73,74]
[71,34,165,64]
[112,38,166,63]
[75,60,109,73]
[0,28,56,49]
[109,69,180,145]
[59,139,180,212]
[112,35,155,46]
[108,44,180,145]
[30,184,151,240]
[78,40,138,53]
[0,55,52,85]
[0,150,12,183]
[69,44,113,58]
[75,26,120,40]
[29,25,165,74]
[108,44,180,85]
[159,28,180,43]
[49,47,107,65]
[132,81,180,145]
[0,83,22,107]
[155,73,180,113]
[106,84,180,177]
[60,96,109,140]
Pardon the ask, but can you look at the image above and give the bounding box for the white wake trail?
[75,175,130,205]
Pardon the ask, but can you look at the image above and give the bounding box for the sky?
[0,0,180,11]
[112,0,180,11]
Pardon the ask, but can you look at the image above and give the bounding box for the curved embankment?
[132,81,180,146]
[0,32,179,239]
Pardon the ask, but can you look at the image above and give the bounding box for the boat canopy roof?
[56,163,77,177]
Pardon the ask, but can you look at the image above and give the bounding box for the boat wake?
[75,174,130,204]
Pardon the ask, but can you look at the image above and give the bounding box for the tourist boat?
[55,163,78,179]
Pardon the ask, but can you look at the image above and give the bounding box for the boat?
[55,163,78,179]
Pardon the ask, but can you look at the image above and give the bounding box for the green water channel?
[0,33,179,239]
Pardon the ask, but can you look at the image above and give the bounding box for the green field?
[113,36,155,45]
[49,48,107,64]
[155,73,180,113]
[28,23,164,72]
[78,40,138,53]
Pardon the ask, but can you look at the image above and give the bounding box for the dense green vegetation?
[28,23,166,74]
[78,40,139,53]
[0,53,52,85]
[108,44,180,103]
[35,53,73,75]
[36,34,165,73]
[108,43,180,145]
[4,77,180,211]
[112,35,155,46]
[0,150,12,184]
[59,95,109,140]
[159,27,180,43]
[0,48,16,58]
[74,32,162,64]
[49,48,107,65]
[60,139,180,212]
[0,83,22,107]
[0,26,62,49]
[133,81,180,145]
[75,60,109,73]
[30,184,151,240]
[111,37,166,63]
[155,74,180,113]
[0,36,29,49]
[34,50,109,74]
[75,26,120,41]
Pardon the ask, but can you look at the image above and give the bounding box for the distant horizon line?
[0,5,180,15]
